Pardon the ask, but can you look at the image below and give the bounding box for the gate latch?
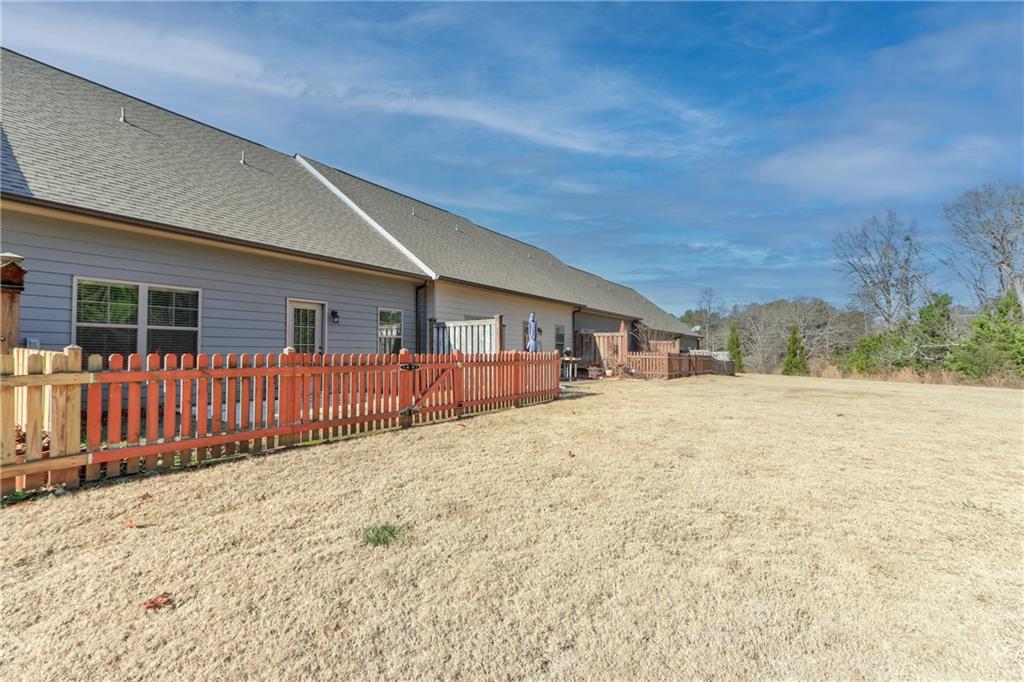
[399,363,420,371]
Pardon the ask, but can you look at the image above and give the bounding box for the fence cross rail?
[0,346,561,495]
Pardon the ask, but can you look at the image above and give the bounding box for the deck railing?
[0,346,561,495]
[625,351,733,379]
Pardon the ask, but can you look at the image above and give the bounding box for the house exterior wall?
[2,210,420,355]
[430,280,574,352]
[574,310,632,334]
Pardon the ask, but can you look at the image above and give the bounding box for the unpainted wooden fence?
[428,315,504,353]
[0,345,561,495]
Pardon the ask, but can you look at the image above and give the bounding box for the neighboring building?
[0,49,698,359]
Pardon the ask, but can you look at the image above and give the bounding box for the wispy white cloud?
[750,131,1007,201]
[3,5,303,96]
[2,3,733,159]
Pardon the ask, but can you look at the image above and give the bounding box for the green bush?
[726,322,745,373]
[837,294,956,375]
[782,324,809,375]
[948,293,1024,378]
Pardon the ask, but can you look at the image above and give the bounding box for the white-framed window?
[555,324,566,353]
[378,308,403,354]
[73,277,201,358]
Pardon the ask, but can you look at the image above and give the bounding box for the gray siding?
[431,281,574,352]
[3,211,420,355]
[574,310,632,334]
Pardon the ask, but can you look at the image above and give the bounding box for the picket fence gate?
[0,346,561,496]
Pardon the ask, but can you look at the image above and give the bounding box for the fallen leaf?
[125,518,136,529]
[141,593,173,610]
[137,493,153,501]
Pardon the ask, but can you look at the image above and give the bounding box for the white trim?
[71,276,202,356]
[294,155,438,280]
[286,298,327,353]
[376,306,403,353]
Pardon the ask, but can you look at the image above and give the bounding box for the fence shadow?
[558,384,600,401]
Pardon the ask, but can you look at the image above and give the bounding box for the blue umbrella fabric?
[526,312,538,352]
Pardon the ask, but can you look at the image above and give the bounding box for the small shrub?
[782,324,809,376]
[725,322,745,373]
[362,523,401,547]
[813,361,843,379]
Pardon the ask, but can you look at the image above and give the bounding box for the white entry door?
[287,300,324,354]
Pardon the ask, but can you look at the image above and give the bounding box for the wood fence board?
[1,348,561,494]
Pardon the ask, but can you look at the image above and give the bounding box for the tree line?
[679,182,1024,383]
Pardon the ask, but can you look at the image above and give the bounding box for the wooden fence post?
[281,347,295,446]
[513,351,523,406]
[0,353,13,495]
[0,254,26,355]
[452,349,464,418]
[618,321,629,366]
[494,314,504,351]
[427,319,436,354]
[47,345,82,489]
[398,348,413,428]
[84,354,103,482]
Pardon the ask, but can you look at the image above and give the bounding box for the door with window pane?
[288,301,323,354]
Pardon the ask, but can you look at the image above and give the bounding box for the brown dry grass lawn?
[2,375,1022,680]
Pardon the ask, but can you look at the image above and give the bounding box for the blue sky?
[3,2,1021,314]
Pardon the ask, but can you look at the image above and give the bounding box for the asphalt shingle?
[1,49,691,335]
[0,49,424,276]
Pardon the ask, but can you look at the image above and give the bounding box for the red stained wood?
[4,349,561,492]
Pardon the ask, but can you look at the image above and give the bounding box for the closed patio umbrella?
[526,312,538,352]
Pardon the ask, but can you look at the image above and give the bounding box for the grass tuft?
[362,523,401,547]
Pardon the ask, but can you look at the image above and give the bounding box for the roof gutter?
[295,155,438,280]
[0,193,426,281]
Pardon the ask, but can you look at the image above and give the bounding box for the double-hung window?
[555,324,566,353]
[74,278,200,358]
[377,308,403,354]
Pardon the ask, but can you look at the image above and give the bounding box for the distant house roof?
[0,48,691,336]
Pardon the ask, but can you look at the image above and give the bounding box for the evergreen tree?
[782,323,809,375]
[947,292,1024,378]
[726,322,745,373]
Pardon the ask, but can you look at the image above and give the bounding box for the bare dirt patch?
[2,375,1021,679]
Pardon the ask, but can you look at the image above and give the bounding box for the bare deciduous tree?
[731,298,868,373]
[942,182,1024,308]
[833,210,928,329]
[696,288,725,351]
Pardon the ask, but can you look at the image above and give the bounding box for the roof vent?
[240,150,247,165]
[119,107,126,123]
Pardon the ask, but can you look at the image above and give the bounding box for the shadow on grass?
[3,393,585,506]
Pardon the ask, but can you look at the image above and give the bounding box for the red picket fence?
[0,347,561,495]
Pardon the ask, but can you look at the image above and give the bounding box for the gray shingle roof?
[1,49,690,336]
[0,49,424,276]
[305,157,691,335]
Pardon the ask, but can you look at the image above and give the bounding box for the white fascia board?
[295,154,438,280]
